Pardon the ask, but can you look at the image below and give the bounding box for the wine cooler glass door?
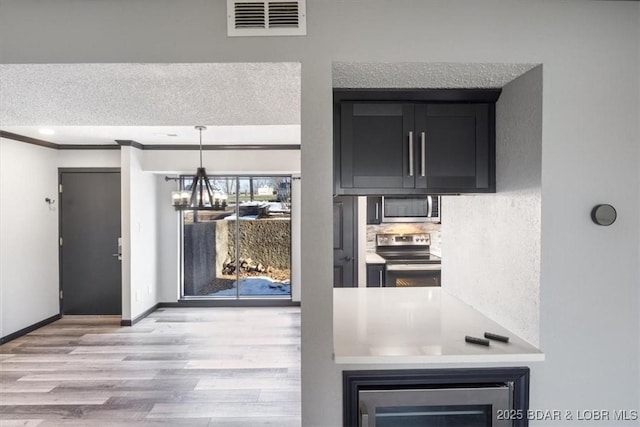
[359,387,511,427]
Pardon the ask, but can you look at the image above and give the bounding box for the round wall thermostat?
[591,204,617,226]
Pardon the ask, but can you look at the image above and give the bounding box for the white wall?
[443,66,542,345]
[0,2,639,426]
[156,175,181,303]
[0,138,59,338]
[143,149,300,175]
[120,147,132,320]
[58,149,121,168]
[121,146,159,321]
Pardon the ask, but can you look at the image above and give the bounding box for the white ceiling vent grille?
[227,0,306,37]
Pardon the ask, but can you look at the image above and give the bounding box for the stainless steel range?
[376,233,441,287]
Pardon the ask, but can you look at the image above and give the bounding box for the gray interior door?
[333,196,357,287]
[60,170,122,315]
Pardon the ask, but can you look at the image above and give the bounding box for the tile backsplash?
[366,222,442,255]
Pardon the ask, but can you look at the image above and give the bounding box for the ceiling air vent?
[227,0,306,37]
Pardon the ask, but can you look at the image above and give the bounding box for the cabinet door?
[366,196,382,224]
[414,104,494,192]
[366,263,385,287]
[339,102,415,191]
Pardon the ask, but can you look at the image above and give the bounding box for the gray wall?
[443,66,542,346]
[1,1,639,426]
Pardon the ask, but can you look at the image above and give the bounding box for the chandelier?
[171,126,219,211]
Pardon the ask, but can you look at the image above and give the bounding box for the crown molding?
[0,130,59,149]
[2,132,300,151]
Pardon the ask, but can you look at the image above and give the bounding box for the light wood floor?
[0,307,301,426]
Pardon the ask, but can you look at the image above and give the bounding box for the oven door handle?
[385,264,442,272]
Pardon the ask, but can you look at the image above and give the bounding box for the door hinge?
[59,290,63,299]
[59,184,63,193]
[59,237,63,246]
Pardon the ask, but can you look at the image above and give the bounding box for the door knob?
[344,256,353,262]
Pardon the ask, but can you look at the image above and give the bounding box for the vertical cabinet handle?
[375,202,379,220]
[408,131,414,176]
[421,132,426,177]
[379,270,383,286]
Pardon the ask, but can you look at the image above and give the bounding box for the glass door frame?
[179,174,293,301]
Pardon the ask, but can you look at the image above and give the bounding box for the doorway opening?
[181,175,292,300]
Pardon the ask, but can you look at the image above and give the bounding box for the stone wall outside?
[221,219,291,269]
[183,219,291,295]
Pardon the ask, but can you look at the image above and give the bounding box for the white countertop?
[334,287,544,364]
[365,252,386,264]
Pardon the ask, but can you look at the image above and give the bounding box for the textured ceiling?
[332,62,538,89]
[0,62,537,146]
[0,63,301,126]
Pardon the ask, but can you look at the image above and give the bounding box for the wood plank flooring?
[0,307,301,426]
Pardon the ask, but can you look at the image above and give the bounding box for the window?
[181,176,292,299]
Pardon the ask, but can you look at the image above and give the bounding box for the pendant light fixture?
[171,125,218,211]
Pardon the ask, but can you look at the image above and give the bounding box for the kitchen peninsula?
[334,287,543,364]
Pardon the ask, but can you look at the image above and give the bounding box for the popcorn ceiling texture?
[332,62,537,88]
[0,63,301,126]
[0,62,530,128]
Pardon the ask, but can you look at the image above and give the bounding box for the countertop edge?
[333,352,545,365]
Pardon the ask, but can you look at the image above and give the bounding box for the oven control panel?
[376,233,431,247]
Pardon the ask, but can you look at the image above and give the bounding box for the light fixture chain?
[199,126,203,168]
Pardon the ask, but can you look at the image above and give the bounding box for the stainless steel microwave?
[381,196,440,223]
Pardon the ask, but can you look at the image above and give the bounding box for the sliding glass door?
[181,175,292,300]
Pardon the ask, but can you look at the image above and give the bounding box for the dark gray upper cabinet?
[339,102,414,190]
[366,196,382,224]
[334,89,499,195]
